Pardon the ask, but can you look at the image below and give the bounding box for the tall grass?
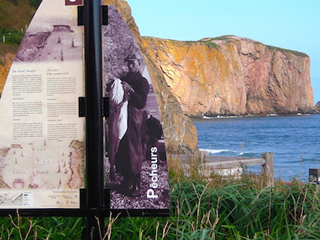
[0,215,84,239]
[1,170,320,239]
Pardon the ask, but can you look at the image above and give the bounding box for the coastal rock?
[314,101,320,113]
[0,53,15,97]
[142,35,314,117]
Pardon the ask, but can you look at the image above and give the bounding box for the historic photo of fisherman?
[104,6,170,210]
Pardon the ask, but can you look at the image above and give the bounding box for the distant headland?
[142,35,314,117]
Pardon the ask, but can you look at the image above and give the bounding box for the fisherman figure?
[115,53,149,197]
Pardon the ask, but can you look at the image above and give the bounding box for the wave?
[297,113,311,116]
[200,148,257,157]
[238,151,257,157]
[203,115,243,120]
[202,116,215,120]
[199,148,231,154]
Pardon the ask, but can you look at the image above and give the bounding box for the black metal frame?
[82,0,105,238]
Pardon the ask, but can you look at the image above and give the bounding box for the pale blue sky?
[126,0,320,103]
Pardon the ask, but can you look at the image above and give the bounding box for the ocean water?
[192,114,320,182]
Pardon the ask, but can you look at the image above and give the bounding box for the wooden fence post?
[261,152,274,187]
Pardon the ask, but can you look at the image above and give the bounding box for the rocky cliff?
[0,52,15,94]
[142,35,314,117]
[0,0,199,155]
[314,101,320,113]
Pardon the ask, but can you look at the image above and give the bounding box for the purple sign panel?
[104,6,170,210]
[65,0,83,6]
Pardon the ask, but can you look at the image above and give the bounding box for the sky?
[126,0,320,103]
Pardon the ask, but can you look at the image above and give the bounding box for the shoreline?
[191,112,317,121]
[192,114,320,182]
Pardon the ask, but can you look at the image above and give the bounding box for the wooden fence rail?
[172,152,274,187]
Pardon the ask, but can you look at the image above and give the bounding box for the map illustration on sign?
[0,0,84,208]
[104,6,170,210]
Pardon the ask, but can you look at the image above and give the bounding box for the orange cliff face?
[142,35,314,117]
[0,53,15,96]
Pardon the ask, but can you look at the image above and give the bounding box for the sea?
[192,114,320,182]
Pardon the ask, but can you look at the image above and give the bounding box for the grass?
[0,0,36,30]
[0,28,25,46]
[198,35,308,58]
[0,0,37,65]
[1,159,320,239]
[203,41,218,49]
[0,214,84,239]
[266,45,308,58]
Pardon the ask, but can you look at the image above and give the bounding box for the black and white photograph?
[103,6,170,210]
[14,2,82,63]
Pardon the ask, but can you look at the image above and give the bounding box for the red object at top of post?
[65,0,83,5]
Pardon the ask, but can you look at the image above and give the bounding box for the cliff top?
[143,35,309,58]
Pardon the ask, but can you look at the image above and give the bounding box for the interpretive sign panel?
[0,0,84,208]
[104,6,170,210]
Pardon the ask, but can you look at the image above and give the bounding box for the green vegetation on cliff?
[0,0,37,54]
[29,0,42,8]
[0,0,37,30]
[202,40,218,48]
[204,35,308,58]
[0,0,39,81]
[266,45,308,58]
[0,28,24,46]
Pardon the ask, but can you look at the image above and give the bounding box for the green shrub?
[6,0,19,5]
[29,0,42,8]
[0,28,24,45]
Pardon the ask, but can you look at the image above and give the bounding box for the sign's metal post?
[83,0,105,238]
